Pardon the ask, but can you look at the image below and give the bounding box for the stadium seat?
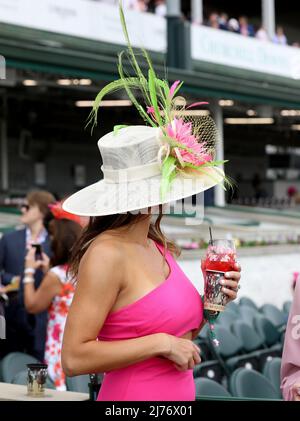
[193,360,225,383]
[282,301,292,315]
[0,352,40,383]
[263,358,282,399]
[216,309,237,327]
[260,304,286,330]
[11,370,55,389]
[195,377,232,399]
[239,305,261,326]
[194,326,212,361]
[231,321,281,371]
[226,301,240,314]
[208,326,260,375]
[232,321,264,352]
[66,374,91,393]
[229,368,280,399]
[239,297,258,310]
[253,316,282,351]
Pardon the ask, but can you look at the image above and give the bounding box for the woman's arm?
[61,241,200,376]
[23,247,61,314]
[24,271,62,314]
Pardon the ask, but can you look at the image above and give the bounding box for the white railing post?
[191,0,203,25]
[262,0,276,39]
[166,0,180,16]
[211,100,225,207]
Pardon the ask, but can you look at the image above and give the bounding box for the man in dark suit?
[0,190,55,360]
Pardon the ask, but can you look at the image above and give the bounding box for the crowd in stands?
[98,1,299,48]
[204,12,298,47]
[100,0,167,16]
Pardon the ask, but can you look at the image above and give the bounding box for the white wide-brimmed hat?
[63,4,227,217]
[63,125,224,216]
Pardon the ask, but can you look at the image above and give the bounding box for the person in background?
[218,13,228,30]
[292,272,299,293]
[238,16,255,37]
[273,26,288,45]
[123,0,148,12]
[0,190,55,360]
[154,0,166,17]
[255,26,269,41]
[228,18,240,33]
[281,278,300,400]
[207,13,220,29]
[23,202,82,390]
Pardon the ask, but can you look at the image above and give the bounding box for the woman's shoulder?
[49,265,68,283]
[79,235,126,282]
[84,235,126,261]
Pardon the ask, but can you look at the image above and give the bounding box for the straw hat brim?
[62,167,224,216]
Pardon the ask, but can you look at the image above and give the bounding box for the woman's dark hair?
[69,207,180,279]
[49,219,82,267]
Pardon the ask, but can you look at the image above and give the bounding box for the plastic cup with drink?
[201,233,237,346]
[203,238,237,313]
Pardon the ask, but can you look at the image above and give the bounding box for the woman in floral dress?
[23,203,82,390]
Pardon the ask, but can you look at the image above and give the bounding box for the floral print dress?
[44,265,75,391]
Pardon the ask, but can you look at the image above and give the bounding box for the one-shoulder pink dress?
[97,241,203,401]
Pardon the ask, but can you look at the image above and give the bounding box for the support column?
[166,0,180,16]
[0,95,8,192]
[191,0,203,25]
[211,100,225,207]
[166,0,191,70]
[262,0,276,39]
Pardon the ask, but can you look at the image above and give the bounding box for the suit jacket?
[0,228,51,356]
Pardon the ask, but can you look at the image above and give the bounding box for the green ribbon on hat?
[201,295,220,347]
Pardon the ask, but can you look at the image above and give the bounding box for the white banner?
[192,25,300,80]
[0,0,166,52]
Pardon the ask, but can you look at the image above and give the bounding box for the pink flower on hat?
[166,118,212,166]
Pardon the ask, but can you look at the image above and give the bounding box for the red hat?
[48,201,83,225]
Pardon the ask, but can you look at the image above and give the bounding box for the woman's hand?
[25,248,50,273]
[221,262,241,302]
[162,334,201,371]
[25,247,42,271]
[39,252,50,274]
[201,260,241,303]
[292,383,300,401]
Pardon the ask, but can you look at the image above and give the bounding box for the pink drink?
[203,240,236,312]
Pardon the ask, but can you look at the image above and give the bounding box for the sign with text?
[192,25,300,80]
[0,0,166,52]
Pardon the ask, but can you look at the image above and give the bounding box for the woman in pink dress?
[281,278,300,400]
[62,209,241,401]
[61,4,241,400]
